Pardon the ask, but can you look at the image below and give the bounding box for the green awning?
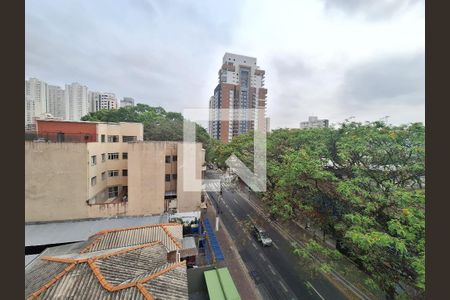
[204,267,241,300]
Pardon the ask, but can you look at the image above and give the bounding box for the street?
[205,170,350,300]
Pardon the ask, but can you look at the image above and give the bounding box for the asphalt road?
[205,170,349,300]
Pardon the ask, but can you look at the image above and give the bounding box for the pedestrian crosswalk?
[203,176,237,192]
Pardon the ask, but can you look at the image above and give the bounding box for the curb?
[205,193,263,300]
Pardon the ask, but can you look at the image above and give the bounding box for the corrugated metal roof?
[25,224,189,300]
[25,215,168,246]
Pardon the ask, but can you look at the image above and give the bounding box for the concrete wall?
[177,143,204,212]
[127,142,167,215]
[26,138,204,222]
[25,142,89,222]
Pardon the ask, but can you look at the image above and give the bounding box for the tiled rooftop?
[25,223,188,300]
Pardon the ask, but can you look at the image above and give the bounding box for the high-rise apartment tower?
[209,53,267,143]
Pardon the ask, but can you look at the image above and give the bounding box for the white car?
[253,225,273,247]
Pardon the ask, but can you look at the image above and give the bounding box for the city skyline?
[26,0,424,129]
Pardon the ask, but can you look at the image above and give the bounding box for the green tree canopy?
[209,121,425,299]
[81,104,210,147]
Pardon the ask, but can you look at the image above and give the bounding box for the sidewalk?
[203,193,262,300]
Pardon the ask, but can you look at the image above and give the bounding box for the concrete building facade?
[88,91,100,113]
[121,97,135,108]
[25,78,48,129]
[47,85,65,119]
[65,82,89,121]
[26,120,205,222]
[299,116,329,129]
[97,92,118,111]
[209,53,268,143]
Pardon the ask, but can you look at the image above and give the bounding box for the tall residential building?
[265,117,271,132]
[88,91,101,113]
[65,82,89,121]
[26,120,205,222]
[121,97,135,108]
[300,116,329,129]
[47,85,65,119]
[208,96,215,136]
[209,53,268,143]
[25,78,48,129]
[96,92,118,111]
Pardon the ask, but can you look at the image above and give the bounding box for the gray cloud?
[25,0,424,128]
[26,0,240,112]
[270,56,314,80]
[338,52,424,109]
[322,0,423,21]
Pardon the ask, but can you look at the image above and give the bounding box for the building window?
[172,155,177,162]
[165,156,171,163]
[108,135,119,143]
[91,176,97,186]
[101,134,105,143]
[165,174,171,182]
[102,153,106,162]
[122,169,128,177]
[122,152,128,160]
[108,152,119,160]
[108,186,119,198]
[91,155,97,166]
[108,170,119,177]
[101,172,106,180]
[172,174,177,180]
[122,136,137,142]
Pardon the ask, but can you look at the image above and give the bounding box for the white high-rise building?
[96,93,118,111]
[120,97,135,108]
[25,78,48,129]
[300,116,329,129]
[47,85,65,119]
[64,82,89,121]
[88,91,100,113]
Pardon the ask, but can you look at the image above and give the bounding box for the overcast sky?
[26,0,424,128]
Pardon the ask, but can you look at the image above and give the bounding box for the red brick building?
[36,120,98,142]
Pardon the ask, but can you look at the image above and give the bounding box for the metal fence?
[24,131,97,143]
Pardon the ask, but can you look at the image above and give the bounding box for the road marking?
[272,241,279,249]
[258,252,267,262]
[268,264,276,275]
[210,177,372,300]
[279,281,289,293]
[252,242,258,249]
[306,281,325,300]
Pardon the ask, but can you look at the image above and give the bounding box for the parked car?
[252,224,272,246]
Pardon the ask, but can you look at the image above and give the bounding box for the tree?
[81,105,211,150]
[210,121,425,298]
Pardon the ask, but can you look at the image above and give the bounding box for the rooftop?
[36,119,140,125]
[25,223,189,299]
[26,215,169,247]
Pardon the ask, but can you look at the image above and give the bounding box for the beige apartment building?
[25,120,205,222]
